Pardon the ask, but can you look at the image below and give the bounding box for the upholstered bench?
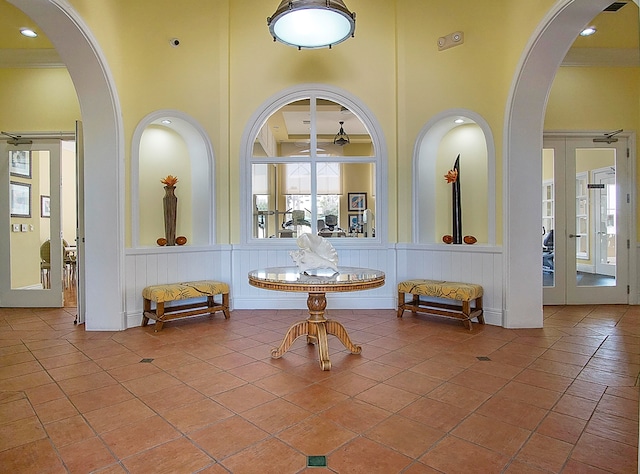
[142,280,230,331]
[397,279,484,330]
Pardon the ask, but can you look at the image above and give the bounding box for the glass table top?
[248,266,385,286]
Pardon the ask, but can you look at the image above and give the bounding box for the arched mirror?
[250,96,378,239]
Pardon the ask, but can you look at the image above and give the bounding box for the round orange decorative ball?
[463,235,477,244]
[157,238,167,246]
[442,235,453,244]
[176,236,187,245]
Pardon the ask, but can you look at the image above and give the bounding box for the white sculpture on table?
[290,233,339,274]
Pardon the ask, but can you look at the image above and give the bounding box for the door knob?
[568,234,577,238]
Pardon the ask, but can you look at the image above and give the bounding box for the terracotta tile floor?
[0,305,638,473]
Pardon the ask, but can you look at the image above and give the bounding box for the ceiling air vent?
[603,2,628,12]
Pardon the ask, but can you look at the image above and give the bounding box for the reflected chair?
[542,230,554,273]
[63,240,77,286]
[39,239,76,288]
[40,240,51,289]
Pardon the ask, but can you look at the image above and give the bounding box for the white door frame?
[543,133,634,305]
[0,140,63,307]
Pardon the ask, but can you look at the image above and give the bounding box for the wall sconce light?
[267,0,356,50]
[333,121,350,146]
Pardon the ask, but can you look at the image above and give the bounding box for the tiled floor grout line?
[1,306,638,473]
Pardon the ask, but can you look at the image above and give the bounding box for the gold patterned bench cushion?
[398,279,482,302]
[142,280,229,303]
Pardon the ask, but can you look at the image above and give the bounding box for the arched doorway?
[9,0,124,330]
[504,0,617,327]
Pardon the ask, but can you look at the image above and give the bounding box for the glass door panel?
[1,141,63,307]
[542,147,555,288]
[593,168,616,279]
[543,136,628,305]
[574,148,615,287]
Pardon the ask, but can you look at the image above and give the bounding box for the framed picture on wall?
[348,213,363,233]
[9,150,32,178]
[10,181,31,218]
[41,195,50,218]
[348,192,366,211]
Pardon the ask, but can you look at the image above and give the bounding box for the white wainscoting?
[231,245,398,311]
[124,243,505,329]
[396,244,504,326]
[124,245,233,329]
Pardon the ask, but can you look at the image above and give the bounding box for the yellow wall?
[78,0,554,246]
[70,0,229,245]
[3,0,638,248]
[545,66,640,239]
[0,68,79,130]
[227,0,397,242]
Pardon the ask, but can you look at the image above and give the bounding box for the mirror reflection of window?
[250,97,376,239]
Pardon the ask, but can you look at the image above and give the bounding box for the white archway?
[504,0,613,327]
[10,0,124,330]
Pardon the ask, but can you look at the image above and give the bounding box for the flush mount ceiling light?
[580,26,597,36]
[20,28,38,38]
[267,0,356,50]
[333,121,350,146]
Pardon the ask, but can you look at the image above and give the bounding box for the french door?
[0,140,64,307]
[542,135,630,305]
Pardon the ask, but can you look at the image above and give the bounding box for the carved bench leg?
[142,298,151,327]
[476,296,485,324]
[462,301,473,331]
[397,291,405,317]
[411,294,419,313]
[154,302,165,332]
[222,292,230,319]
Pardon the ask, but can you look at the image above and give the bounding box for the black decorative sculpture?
[452,155,462,244]
[444,155,462,244]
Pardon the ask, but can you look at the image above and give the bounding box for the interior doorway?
[542,135,630,305]
[0,137,78,308]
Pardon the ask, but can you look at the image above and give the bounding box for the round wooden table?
[248,266,385,370]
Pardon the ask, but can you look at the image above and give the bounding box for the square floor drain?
[307,456,327,467]
[140,358,154,363]
[476,356,491,361]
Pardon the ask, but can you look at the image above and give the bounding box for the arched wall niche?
[131,110,215,248]
[413,109,496,245]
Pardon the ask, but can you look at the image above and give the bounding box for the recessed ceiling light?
[580,26,597,37]
[454,118,465,124]
[20,28,38,38]
[161,119,171,124]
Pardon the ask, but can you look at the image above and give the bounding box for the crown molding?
[562,47,639,67]
[0,48,64,68]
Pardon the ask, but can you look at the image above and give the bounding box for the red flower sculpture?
[444,169,458,184]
